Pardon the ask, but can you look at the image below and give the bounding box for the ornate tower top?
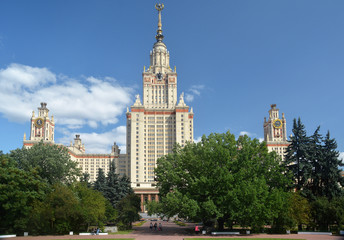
[155,3,164,42]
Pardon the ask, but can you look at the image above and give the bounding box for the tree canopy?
[10,142,80,184]
[285,118,344,231]
[154,131,291,230]
[0,153,48,234]
[286,119,344,200]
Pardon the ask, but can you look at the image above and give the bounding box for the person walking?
[150,222,153,231]
[158,222,162,231]
[154,222,157,231]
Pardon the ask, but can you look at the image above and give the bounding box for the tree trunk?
[217,218,225,231]
[298,224,302,231]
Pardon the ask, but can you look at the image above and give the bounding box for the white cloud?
[185,85,204,103]
[194,136,202,143]
[239,131,252,137]
[185,94,194,102]
[339,152,344,162]
[58,126,127,154]
[239,131,264,142]
[0,63,133,128]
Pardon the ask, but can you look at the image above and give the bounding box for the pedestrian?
[154,222,157,231]
[158,222,162,231]
[150,222,153,231]
[96,227,100,235]
[195,225,200,234]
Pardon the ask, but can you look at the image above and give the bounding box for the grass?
[133,220,146,227]
[174,220,187,226]
[185,239,304,240]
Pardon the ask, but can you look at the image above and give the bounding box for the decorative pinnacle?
[155,3,164,42]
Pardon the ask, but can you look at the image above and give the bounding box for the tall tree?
[105,160,133,208]
[10,142,80,184]
[285,118,311,191]
[105,160,120,207]
[93,161,134,210]
[321,131,344,199]
[307,126,323,199]
[94,168,107,193]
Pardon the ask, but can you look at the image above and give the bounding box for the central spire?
[155,3,164,42]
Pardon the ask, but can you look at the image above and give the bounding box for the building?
[24,103,127,182]
[23,102,55,147]
[23,4,194,212]
[126,4,194,210]
[67,135,126,182]
[263,104,289,160]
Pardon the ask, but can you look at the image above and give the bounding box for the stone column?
[141,194,144,212]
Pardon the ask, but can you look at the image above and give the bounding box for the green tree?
[155,131,290,230]
[95,161,134,209]
[105,160,120,208]
[288,192,311,229]
[30,183,81,234]
[285,118,311,192]
[94,168,107,193]
[321,132,344,199]
[30,183,109,234]
[93,161,136,227]
[0,154,48,234]
[10,142,80,184]
[80,172,91,188]
[72,182,108,231]
[307,126,323,199]
[116,194,141,230]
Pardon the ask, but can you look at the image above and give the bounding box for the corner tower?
[263,104,289,160]
[126,4,194,209]
[23,102,55,148]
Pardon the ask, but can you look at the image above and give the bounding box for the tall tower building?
[23,102,55,147]
[126,4,194,207]
[263,104,289,160]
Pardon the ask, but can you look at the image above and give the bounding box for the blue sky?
[0,0,343,161]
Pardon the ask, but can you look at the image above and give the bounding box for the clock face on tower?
[34,118,44,128]
[273,119,282,129]
[157,72,162,80]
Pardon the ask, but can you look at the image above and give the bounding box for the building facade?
[24,103,127,182]
[263,104,289,160]
[126,4,194,210]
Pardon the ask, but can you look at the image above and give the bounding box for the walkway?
[10,220,344,240]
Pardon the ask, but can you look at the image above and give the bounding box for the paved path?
[9,220,344,240]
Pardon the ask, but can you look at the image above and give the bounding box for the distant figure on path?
[154,222,157,231]
[195,225,200,234]
[158,222,162,231]
[150,222,153,231]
